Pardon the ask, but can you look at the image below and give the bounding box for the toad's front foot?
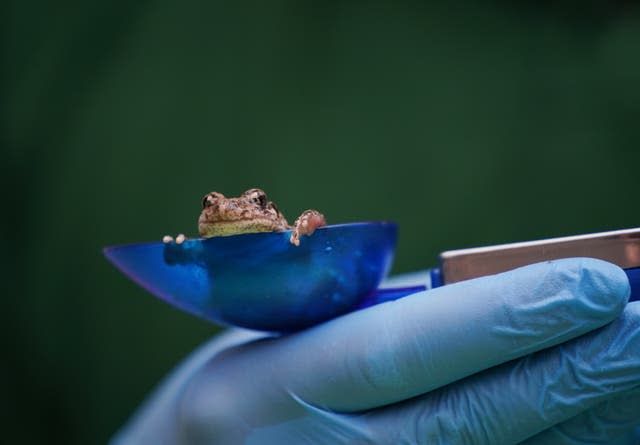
[162,233,186,244]
[290,210,327,246]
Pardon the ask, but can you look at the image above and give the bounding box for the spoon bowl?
[104,222,398,331]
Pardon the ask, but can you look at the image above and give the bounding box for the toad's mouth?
[198,219,290,237]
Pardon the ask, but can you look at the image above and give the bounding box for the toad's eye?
[202,192,224,208]
[255,193,267,207]
[245,189,267,206]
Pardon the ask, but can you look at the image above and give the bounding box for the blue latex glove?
[111,258,640,444]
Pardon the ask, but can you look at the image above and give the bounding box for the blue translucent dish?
[104,222,421,331]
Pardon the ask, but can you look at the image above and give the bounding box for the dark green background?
[4,1,640,443]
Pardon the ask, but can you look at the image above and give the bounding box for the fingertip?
[551,257,630,319]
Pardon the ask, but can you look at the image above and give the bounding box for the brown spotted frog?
[163,188,326,246]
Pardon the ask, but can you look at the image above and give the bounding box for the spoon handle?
[357,285,428,309]
[624,267,640,302]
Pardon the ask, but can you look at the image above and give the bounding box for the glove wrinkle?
[247,394,375,445]
[520,385,640,444]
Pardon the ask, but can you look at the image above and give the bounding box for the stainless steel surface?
[440,227,640,284]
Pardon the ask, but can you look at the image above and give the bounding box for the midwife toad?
[163,188,326,246]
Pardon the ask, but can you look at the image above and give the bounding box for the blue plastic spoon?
[104,222,423,331]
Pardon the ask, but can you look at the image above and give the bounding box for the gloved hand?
[111,258,640,444]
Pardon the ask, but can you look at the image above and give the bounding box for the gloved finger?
[279,258,629,411]
[519,373,640,444]
[335,302,640,445]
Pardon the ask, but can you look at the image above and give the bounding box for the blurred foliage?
[3,1,640,443]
